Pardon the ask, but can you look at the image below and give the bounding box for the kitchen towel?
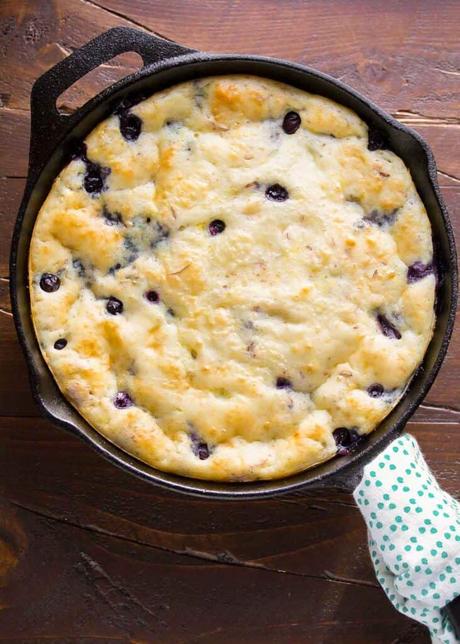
[353,434,460,643]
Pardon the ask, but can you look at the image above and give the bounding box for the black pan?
[9,26,458,500]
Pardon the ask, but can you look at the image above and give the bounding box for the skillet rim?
[9,32,458,499]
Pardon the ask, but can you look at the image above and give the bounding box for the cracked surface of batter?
[29,75,436,480]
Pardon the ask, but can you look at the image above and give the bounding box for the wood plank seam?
[9,499,380,589]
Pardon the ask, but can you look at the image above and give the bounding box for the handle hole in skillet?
[56,51,144,115]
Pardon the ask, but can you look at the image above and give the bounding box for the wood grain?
[0,0,458,642]
[95,0,460,119]
[0,498,425,644]
[1,416,452,643]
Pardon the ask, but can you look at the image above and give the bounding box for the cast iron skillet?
[10,27,458,500]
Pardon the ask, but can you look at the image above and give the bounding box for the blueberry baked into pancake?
[29,75,436,481]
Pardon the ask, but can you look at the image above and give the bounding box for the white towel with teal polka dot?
[353,434,460,643]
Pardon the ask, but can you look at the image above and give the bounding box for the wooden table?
[0,1,458,641]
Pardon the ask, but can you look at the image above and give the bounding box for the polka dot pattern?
[353,435,460,644]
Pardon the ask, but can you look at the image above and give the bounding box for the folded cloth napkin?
[353,434,460,643]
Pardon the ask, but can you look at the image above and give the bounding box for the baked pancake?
[29,76,436,481]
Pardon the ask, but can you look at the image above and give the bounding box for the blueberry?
[70,143,111,195]
[114,391,133,409]
[407,261,434,284]
[39,273,60,292]
[109,263,122,274]
[190,431,211,460]
[333,427,352,447]
[348,429,362,443]
[84,160,110,194]
[84,167,103,194]
[333,427,363,455]
[103,208,123,226]
[282,111,301,134]
[367,128,388,151]
[377,313,401,340]
[54,338,67,350]
[145,290,160,303]
[209,219,226,236]
[70,141,87,161]
[72,258,86,277]
[276,377,292,389]
[265,183,289,201]
[106,296,123,315]
[367,383,384,398]
[364,209,397,227]
[119,111,142,141]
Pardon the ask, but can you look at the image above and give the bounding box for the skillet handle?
[29,26,195,173]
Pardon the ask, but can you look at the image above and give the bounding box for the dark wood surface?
[0,1,459,642]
